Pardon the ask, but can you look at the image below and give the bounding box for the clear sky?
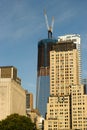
[0,0,87,106]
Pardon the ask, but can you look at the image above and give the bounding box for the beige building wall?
[44,84,87,130]
[27,109,44,130]
[44,46,87,129]
[0,66,26,120]
[10,80,26,115]
[72,84,87,129]
[50,49,79,96]
[44,95,71,129]
[58,34,82,83]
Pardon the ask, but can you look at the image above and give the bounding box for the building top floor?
[0,66,21,85]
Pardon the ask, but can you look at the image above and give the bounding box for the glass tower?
[36,39,57,118]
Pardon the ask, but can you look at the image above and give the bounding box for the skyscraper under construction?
[36,11,57,118]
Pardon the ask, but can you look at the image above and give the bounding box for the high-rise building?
[36,11,58,118]
[44,41,87,129]
[0,66,26,120]
[36,38,57,118]
[58,34,82,83]
[50,41,79,96]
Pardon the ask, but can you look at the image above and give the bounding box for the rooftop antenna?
[44,9,54,39]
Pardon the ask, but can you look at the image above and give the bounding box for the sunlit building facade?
[44,41,87,129]
[71,84,87,129]
[0,66,26,120]
[58,34,82,83]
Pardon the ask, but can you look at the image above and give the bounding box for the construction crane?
[44,9,54,39]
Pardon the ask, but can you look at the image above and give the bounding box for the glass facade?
[36,38,57,118]
[82,78,87,94]
[36,76,50,117]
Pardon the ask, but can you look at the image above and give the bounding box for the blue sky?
[0,0,87,106]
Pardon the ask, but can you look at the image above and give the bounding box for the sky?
[0,0,87,107]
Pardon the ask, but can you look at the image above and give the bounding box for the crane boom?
[44,10,54,38]
[44,10,49,30]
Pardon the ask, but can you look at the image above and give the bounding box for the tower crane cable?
[51,16,54,33]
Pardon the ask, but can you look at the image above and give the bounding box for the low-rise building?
[27,109,44,130]
[0,66,26,120]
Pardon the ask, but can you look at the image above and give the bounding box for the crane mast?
[44,10,54,39]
